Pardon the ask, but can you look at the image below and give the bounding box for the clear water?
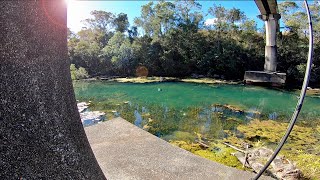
[74,81,320,178]
[74,81,320,120]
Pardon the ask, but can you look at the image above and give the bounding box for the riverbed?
[74,80,320,179]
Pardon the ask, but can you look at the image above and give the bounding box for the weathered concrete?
[244,71,286,85]
[255,0,281,72]
[85,118,273,180]
[262,13,280,72]
[0,1,105,179]
[245,0,286,85]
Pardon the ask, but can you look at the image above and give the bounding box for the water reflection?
[115,102,260,140]
[134,110,143,128]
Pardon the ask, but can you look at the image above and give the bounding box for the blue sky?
[67,1,264,33]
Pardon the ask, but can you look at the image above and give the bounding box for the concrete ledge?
[85,118,272,180]
[244,71,286,85]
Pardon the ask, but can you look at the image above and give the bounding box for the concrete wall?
[0,1,105,179]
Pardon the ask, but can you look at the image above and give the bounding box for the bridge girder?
[255,0,279,15]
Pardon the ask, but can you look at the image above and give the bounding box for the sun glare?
[67,0,91,32]
[65,0,75,6]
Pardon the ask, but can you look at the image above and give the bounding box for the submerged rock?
[80,111,105,127]
[77,102,105,127]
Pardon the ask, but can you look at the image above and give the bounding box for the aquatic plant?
[224,119,320,179]
[293,153,320,180]
[163,131,196,143]
[170,140,245,170]
[76,89,320,179]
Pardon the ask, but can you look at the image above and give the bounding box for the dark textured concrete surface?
[86,118,273,180]
[0,1,105,179]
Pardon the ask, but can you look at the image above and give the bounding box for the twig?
[222,142,246,153]
[195,140,210,148]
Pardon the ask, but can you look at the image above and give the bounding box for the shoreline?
[88,76,242,85]
[76,76,320,98]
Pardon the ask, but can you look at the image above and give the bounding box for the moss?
[193,142,245,170]
[237,120,319,147]
[224,119,320,179]
[170,140,245,170]
[223,117,242,130]
[170,140,202,153]
[283,153,320,180]
[163,131,196,143]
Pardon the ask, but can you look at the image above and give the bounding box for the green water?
[74,81,320,120]
[74,81,320,178]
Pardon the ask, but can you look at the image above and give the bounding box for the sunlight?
[65,0,75,6]
[67,0,89,32]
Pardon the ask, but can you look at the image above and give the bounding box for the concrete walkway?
[85,118,272,180]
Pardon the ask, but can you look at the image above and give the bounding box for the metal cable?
[253,0,314,179]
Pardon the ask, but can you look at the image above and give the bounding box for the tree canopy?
[68,1,320,87]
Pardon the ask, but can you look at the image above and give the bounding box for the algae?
[80,94,320,179]
[224,119,320,179]
[170,140,245,170]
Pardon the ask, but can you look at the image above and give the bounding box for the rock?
[234,147,302,180]
[77,102,90,113]
[80,111,105,127]
[142,124,150,131]
[77,102,105,127]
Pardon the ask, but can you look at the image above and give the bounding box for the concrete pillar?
[0,1,106,179]
[260,14,281,72]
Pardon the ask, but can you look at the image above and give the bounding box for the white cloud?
[204,18,218,26]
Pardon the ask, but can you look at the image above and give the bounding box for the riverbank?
[79,76,320,98]
[94,76,242,85]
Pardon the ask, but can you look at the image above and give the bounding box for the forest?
[68,0,320,88]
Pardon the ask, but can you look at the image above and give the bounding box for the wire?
[252,0,314,179]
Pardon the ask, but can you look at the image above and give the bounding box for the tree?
[70,64,89,80]
[134,1,176,39]
[175,0,203,33]
[114,13,129,33]
[208,5,228,31]
[227,8,246,31]
[83,10,115,33]
[277,1,320,87]
[102,32,135,75]
[67,1,319,87]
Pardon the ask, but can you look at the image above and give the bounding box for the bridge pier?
[262,14,281,72]
[244,0,286,86]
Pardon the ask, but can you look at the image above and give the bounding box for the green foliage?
[70,64,89,80]
[68,1,320,87]
[113,13,129,33]
[70,64,77,80]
